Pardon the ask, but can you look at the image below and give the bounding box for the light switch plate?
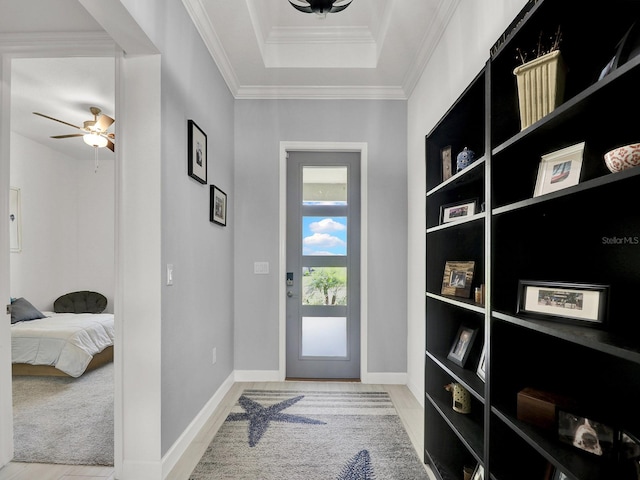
[254,261,269,274]
[167,264,174,285]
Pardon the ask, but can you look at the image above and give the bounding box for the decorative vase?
[513,49,566,130]
[456,147,476,173]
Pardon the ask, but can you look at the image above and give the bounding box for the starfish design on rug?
[226,394,326,447]
[337,450,376,480]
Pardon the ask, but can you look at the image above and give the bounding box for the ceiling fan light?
[83,133,108,148]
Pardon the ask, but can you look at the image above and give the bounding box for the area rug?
[189,388,429,480]
[12,363,114,466]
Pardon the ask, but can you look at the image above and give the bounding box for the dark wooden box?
[517,387,575,431]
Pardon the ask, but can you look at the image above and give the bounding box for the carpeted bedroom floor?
[12,363,114,466]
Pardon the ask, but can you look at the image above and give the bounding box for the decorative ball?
[604,143,640,173]
[456,147,476,173]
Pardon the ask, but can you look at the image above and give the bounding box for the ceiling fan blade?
[33,112,81,130]
[288,1,313,13]
[330,4,350,13]
[50,134,84,139]
[95,114,114,132]
[106,139,115,152]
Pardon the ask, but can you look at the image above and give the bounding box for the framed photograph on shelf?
[551,469,569,480]
[441,145,453,182]
[441,261,475,298]
[517,280,609,327]
[533,142,585,197]
[476,343,486,381]
[621,430,640,460]
[440,198,478,224]
[620,430,640,479]
[558,410,615,457]
[471,464,484,480]
[210,185,227,226]
[188,119,207,184]
[447,325,478,368]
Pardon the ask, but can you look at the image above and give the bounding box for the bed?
[10,292,115,378]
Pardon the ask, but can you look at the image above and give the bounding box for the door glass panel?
[303,166,347,205]
[301,317,347,357]
[302,267,347,305]
[303,216,347,256]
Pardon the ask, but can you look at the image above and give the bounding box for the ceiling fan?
[33,106,115,152]
[288,0,354,17]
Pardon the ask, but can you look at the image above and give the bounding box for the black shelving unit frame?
[425,2,640,480]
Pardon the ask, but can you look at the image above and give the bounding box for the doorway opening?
[8,55,116,467]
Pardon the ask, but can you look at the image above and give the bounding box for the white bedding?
[11,312,115,377]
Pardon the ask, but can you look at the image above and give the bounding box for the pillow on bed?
[10,297,47,324]
[54,291,107,314]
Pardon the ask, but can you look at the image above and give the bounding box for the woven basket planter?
[513,50,566,130]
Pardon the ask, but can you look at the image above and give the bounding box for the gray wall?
[234,99,408,374]
[135,0,236,455]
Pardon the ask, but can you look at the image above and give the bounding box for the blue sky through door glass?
[302,217,347,256]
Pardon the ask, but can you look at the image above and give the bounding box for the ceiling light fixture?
[83,133,108,148]
[288,0,354,18]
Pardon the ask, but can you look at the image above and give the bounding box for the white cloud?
[303,233,346,249]
[309,218,346,234]
[303,249,335,256]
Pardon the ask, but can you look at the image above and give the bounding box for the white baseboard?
[406,378,424,407]
[161,372,235,479]
[122,460,163,480]
[362,372,408,385]
[234,370,283,382]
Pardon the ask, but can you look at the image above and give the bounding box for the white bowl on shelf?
[604,143,640,173]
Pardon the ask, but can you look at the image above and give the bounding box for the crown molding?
[266,26,374,45]
[181,0,240,97]
[402,0,461,98]
[0,32,115,55]
[235,84,406,100]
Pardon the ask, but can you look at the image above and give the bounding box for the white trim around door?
[279,141,369,382]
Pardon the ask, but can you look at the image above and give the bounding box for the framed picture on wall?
[210,185,227,226]
[188,119,207,184]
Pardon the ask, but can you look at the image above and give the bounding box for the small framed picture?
[533,142,585,197]
[476,342,486,381]
[558,410,615,457]
[440,198,478,224]
[447,325,478,368]
[517,280,609,328]
[188,119,207,184]
[621,431,640,480]
[471,464,484,480]
[551,469,569,480]
[441,145,453,182]
[441,261,475,298]
[210,185,227,226]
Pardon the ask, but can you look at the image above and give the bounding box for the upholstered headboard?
[53,291,107,314]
